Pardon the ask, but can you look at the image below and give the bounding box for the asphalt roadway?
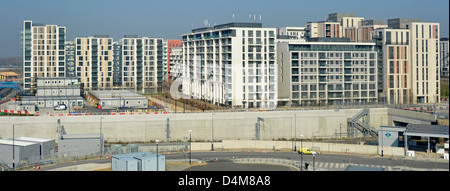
[30,150,449,171]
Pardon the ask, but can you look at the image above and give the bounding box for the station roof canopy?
[404,124,449,138]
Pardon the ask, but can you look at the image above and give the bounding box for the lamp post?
[12,124,15,170]
[312,153,316,171]
[100,117,104,157]
[300,134,304,171]
[155,140,160,171]
[294,114,297,152]
[380,128,384,157]
[188,129,192,165]
[211,113,215,151]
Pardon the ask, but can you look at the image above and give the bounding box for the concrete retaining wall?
[0,108,390,143]
[192,140,405,157]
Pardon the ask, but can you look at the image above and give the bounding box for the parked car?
[54,104,67,110]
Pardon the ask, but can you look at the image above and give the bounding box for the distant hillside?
[0,57,21,68]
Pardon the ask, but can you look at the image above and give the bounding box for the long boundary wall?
[1,108,389,143]
[215,140,404,156]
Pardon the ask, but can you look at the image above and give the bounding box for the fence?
[234,157,302,171]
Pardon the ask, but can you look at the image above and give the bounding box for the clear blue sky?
[0,0,448,58]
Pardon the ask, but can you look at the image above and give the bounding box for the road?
[31,151,449,171]
[166,151,448,171]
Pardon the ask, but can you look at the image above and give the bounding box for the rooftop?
[0,139,38,147]
[12,137,53,143]
[89,90,146,99]
[405,124,449,138]
[192,22,262,33]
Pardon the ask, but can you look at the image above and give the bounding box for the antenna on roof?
[260,14,262,22]
[249,14,251,22]
[254,14,256,23]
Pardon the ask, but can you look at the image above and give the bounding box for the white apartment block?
[278,27,307,40]
[277,40,378,106]
[120,35,163,94]
[440,38,449,77]
[74,35,114,91]
[21,21,66,92]
[181,22,277,109]
[170,47,183,78]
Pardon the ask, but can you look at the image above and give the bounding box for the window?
[389,47,394,59]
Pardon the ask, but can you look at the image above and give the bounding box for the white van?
[54,104,67,110]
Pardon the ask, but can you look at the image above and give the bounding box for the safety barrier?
[40,109,171,117]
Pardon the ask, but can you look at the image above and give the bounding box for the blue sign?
[385,132,391,138]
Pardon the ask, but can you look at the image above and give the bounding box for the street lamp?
[300,134,304,171]
[211,113,215,151]
[312,153,316,171]
[188,129,192,165]
[294,114,297,152]
[100,117,104,157]
[155,140,160,171]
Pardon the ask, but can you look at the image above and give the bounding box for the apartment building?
[346,20,387,42]
[305,13,364,40]
[21,21,66,93]
[277,40,378,106]
[165,40,182,82]
[170,47,183,79]
[181,22,277,109]
[440,38,449,78]
[372,28,411,104]
[74,35,114,91]
[119,35,164,94]
[277,27,307,40]
[65,41,76,77]
[408,21,441,103]
[306,21,341,38]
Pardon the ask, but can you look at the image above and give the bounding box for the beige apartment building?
[306,21,341,38]
[119,35,163,94]
[22,21,66,92]
[346,20,387,42]
[306,13,364,40]
[373,19,441,104]
[373,28,411,104]
[74,35,114,91]
[408,21,440,103]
